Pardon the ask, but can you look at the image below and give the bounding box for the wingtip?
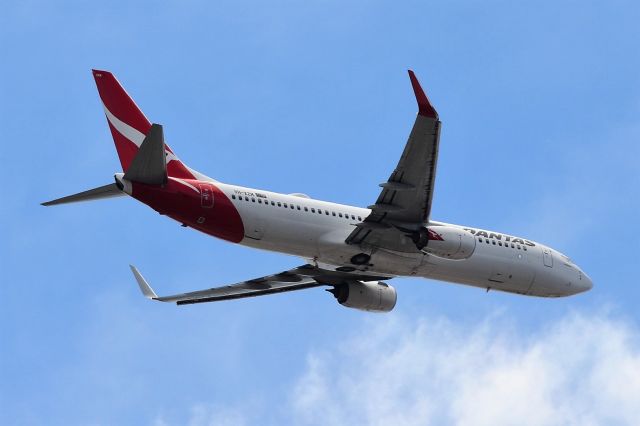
[130,265,158,299]
[407,69,438,119]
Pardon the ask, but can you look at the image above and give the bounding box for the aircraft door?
[542,248,553,267]
[199,184,215,208]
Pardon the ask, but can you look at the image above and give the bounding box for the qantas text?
[463,228,535,247]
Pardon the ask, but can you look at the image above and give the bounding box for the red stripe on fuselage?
[130,179,244,243]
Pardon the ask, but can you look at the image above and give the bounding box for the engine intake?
[329,280,397,313]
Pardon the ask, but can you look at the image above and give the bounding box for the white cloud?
[290,312,640,426]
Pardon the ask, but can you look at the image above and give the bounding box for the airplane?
[42,69,593,312]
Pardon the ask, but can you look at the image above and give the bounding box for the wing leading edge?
[129,265,390,305]
[346,70,441,253]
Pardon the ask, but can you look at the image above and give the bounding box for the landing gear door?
[489,267,508,283]
[542,248,553,267]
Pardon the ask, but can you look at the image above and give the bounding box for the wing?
[130,264,390,305]
[346,70,441,253]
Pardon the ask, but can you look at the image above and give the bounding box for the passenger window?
[517,245,521,250]
[511,243,515,248]
[297,206,301,210]
[271,201,275,206]
[317,209,322,214]
[290,205,294,209]
[304,207,308,211]
[232,195,236,200]
[311,208,315,213]
[351,215,355,219]
[486,240,490,244]
[251,198,255,202]
[492,241,496,245]
[258,199,262,204]
[332,212,336,216]
[325,211,329,215]
[479,238,483,242]
[283,203,288,208]
[339,213,343,217]
[358,216,362,221]
[498,242,502,246]
[523,247,527,251]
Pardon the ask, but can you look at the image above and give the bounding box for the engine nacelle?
[329,281,397,313]
[413,225,476,260]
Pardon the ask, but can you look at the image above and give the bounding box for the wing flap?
[175,281,322,305]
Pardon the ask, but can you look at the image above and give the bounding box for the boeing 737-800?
[42,69,592,312]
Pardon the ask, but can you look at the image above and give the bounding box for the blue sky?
[1,0,639,424]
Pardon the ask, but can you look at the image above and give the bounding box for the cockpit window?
[559,253,574,267]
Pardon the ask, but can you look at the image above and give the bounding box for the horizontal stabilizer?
[41,183,124,206]
[130,265,158,299]
[123,123,168,185]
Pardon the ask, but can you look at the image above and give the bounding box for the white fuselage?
[219,183,593,297]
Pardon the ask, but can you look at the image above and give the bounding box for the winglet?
[408,70,438,119]
[130,265,158,299]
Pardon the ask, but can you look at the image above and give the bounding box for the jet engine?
[328,280,397,313]
[411,225,476,260]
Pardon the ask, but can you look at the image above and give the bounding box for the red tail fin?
[92,69,195,179]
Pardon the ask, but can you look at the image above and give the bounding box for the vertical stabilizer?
[92,69,195,179]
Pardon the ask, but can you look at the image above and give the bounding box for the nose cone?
[575,269,593,294]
